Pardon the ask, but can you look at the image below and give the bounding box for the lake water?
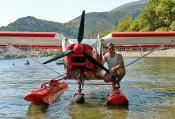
[0,57,175,119]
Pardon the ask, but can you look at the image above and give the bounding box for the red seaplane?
[32,11,128,105]
[1,11,175,106]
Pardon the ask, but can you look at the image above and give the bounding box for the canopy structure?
[101,32,175,47]
[0,32,62,49]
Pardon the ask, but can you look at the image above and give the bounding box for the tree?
[128,0,175,32]
[155,0,175,28]
[170,20,175,31]
[155,27,169,31]
[116,16,133,32]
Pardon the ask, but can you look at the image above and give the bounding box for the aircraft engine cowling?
[65,43,100,71]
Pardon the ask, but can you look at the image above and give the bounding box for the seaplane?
[0,10,175,106]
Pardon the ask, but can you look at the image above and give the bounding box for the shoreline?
[1,49,175,60]
[120,49,175,58]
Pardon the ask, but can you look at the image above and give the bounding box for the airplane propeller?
[82,51,109,73]
[43,50,73,64]
[43,11,85,64]
[78,10,85,43]
[43,10,109,73]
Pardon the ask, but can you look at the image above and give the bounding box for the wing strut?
[124,44,166,67]
[0,39,65,76]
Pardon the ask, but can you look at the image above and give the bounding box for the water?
[0,57,175,119]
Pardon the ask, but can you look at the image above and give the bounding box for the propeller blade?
[82,51,109,73]
[78,10,85,43]
[43,50,73,64]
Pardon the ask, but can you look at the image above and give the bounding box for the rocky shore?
[120,49,175,58]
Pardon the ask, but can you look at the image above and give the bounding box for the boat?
[55,59,64,65]
[106,87,128,106]
[24,80,68,105]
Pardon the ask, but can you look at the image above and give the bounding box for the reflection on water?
[27,104,49,119]
[0,57,175,119]
[69,103,128,119]
[123,57,175,118]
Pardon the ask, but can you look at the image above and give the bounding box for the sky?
[0,0,138,27]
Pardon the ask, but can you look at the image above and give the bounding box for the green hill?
[100,0,175,38]
[114,0,175,32]
[129,0,175,32]
[0,0,149,38]
[108,0,149,25]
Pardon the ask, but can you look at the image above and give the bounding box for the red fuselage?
[65,43,100,79]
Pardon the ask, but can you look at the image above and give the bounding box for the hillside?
[99,0,175,38]
[108,0,149,25]
[117,0,175,32]
[0,0,148,38]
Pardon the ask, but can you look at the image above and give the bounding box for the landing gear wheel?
[74,94,85,104]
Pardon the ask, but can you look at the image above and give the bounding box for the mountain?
[0,0,149,38]
[124,0,175,32]
[109,0,149,24]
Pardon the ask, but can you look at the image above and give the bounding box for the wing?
[101,32,175,46]
[0,32,61,49]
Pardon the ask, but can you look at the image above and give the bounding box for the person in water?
[100,43,126,88]
[25,60,30,65]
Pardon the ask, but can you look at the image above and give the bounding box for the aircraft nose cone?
[73,43,84,55]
